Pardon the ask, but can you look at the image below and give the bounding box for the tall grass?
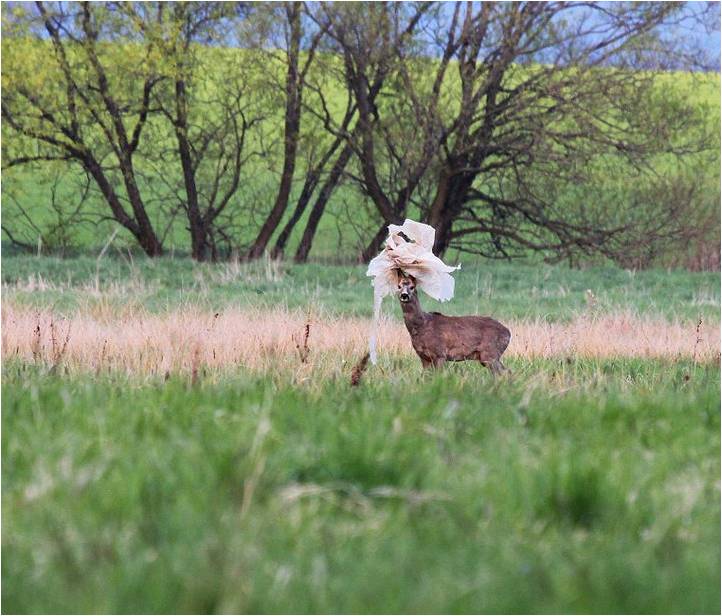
[3,303,719,382]
[2,254,720,613]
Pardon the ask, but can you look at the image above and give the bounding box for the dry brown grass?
[3,302,719,379]
[2,302,720,380]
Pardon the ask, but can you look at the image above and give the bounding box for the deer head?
[396,271,417,303]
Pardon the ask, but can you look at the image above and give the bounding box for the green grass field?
[3,360,720,614]
[2,254,720,613]
[3,252,720,321]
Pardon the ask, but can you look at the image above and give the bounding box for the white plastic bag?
[366,219,460,364]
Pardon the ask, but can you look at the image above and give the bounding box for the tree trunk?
[293,204,323,263]
[248,3,302,260]
[173,76,212,262]
[427,167,451,230]
[271,132,350,259]
[294,143,353,263]
[190,223,210,261]
[83,155,163,257]
[115,154,163,257]
[428,169,474,256]
[360,223,389,262]
[136,228,164,257]
[271,173,317,259]
[432,210,457,257]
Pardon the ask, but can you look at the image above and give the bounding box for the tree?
[326,1,718,259]
[140,2,265,261]
[270,45,358,262]
[2,1,165,256]
[3,1,268,261]
[314,2,435,260]
[285,16,359,263]
[421,2,717,258]
[246,3,310,259]
[2,2,717,265]
[241,2,361,263]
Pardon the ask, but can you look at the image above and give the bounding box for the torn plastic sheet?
[366,219,460,364]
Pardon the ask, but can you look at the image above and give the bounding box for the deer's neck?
[400,295,426,334]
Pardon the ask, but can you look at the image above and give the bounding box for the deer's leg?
[480,356,506,376]
[490,359,506,376]
[420,357,433,369]
[432,357,446,369]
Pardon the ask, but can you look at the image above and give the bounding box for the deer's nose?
[400,292,409,301]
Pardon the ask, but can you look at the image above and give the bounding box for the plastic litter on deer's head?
[366,219,460,364]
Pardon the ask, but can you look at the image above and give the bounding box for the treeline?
[2,2,720,268]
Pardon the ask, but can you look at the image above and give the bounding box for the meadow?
[2,253,720,613]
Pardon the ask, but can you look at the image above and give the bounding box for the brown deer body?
[397,273,511,374]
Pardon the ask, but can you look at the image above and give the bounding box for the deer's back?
[417,312,511,361]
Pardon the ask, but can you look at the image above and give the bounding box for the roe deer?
[397,272,511,374]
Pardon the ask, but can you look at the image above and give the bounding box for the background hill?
[2,3,720,268]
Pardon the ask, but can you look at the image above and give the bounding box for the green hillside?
[2,41,720,265]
